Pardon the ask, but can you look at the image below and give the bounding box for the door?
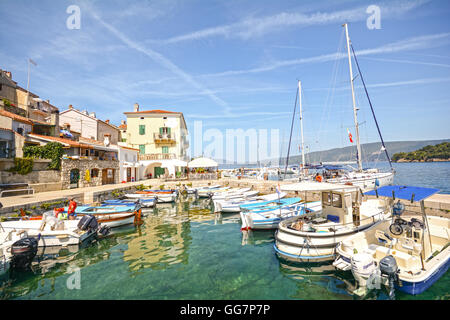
[154,167,165,178]
[127,167,131,182]
[102,168,115,185]
[69,169,80,189]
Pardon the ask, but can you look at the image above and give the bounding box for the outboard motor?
[10,237,38,271]
[77,214,99,233]
[379,255,399,300]
[98,225,111,236]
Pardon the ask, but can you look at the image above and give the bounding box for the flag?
[347,128,353,143]
[29,58,37,66]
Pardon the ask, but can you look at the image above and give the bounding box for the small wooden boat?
[274,182,392,263]
[197,187,230,198]
[102,198,156,208]
[213,192,286,213]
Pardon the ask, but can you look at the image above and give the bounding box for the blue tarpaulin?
[364,185,440,202]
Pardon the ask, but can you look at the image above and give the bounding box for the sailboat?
[284,24,395,191]
[323,24,394,190]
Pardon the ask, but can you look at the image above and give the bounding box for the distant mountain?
[262,139,450,166]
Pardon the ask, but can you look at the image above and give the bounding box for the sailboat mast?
[343,23,363,172]
[298,80,305,176]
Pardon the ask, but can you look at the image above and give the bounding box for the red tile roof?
[0,109,33,125]
[28,133,93,148]
[124,109,180,114]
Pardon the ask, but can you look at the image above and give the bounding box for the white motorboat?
[213,192,287,213]
[0,214,99,248]
[186,184,221,194]
[0,229,39,274]
[242,200,322,230]
[125,191,177,203]
[274,182,392,262]
[333,185,449,297]
[211,188,254,200]
[197,187,230,198]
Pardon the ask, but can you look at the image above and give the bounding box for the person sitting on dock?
[67,197,77,220]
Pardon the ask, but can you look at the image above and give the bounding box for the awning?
[188,157,218,168]
[280,181,359,192]
[364,186,440,202]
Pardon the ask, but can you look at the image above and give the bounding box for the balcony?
[153,132,176,144]
[138,153,176,161]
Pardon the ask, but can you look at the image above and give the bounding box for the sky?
[1,0,449,162]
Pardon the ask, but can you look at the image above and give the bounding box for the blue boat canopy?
[364,186,440,202]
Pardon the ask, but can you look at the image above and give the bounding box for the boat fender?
[315,175,323,182]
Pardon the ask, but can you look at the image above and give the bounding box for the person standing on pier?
[67,197,77,220]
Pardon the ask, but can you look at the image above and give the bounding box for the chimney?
[105,119,110,124]
[133,103,139,112]
[68,104,73,109]
[5,71,11,79]
[89,112,96,118]
[121,120,126,125]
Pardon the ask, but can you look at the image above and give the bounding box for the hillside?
[392,142,450,162]
[258,139,450,166]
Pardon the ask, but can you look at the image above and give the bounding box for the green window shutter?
[139,125,145,135]
[167,127,171,134]
[162,146,168,154]
[159,127,163,134]
[139,145,145,154]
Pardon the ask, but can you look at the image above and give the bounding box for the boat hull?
[275,221,383,262]
[327,171,394,191]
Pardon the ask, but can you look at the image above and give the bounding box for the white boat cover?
[280,181,359,192]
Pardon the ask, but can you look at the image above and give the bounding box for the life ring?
[315,175,323,182]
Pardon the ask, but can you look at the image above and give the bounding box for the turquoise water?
[1,162,449,300]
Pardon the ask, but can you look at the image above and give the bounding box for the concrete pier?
[1,178,449,217]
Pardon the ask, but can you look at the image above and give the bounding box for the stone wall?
[61,158,119,189]
[0,158,60,184]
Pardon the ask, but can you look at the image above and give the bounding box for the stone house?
[59,106,120,145]
[26,133,120,189]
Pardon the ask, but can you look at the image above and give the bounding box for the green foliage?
[392,142,450,162]
[111,189,124,198]
[39,199,68,210]
[8,157,34,175]
[23,142,63,170]
[135,184,146,191]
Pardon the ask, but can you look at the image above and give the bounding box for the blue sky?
[1,0,449,160]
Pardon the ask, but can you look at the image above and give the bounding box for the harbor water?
[0,162,449,300]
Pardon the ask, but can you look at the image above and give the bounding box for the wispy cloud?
[83,3,233,115]
[199,32,450,78]
[154,0,430,45]
[359,56,450,68]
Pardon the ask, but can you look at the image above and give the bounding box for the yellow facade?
[124,109,189,161]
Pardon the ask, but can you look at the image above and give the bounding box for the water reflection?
[0,228,135,300]
[123,196,219,273]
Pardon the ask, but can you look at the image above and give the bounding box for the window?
[91,169,99,178]
[162,146,169,154]
[332,193,342,208]
[322,192,331,206]
[139,145,145,154]
[159,127,171,134]
[139,125,145,135]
